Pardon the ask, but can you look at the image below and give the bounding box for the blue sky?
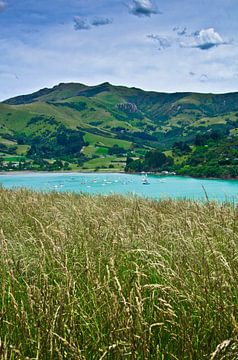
[0,0,237,100]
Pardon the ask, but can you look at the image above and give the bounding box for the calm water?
[1,172,238,202]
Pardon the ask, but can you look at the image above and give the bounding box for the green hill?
[1,82,238,171]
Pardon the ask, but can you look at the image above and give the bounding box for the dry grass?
[0,188,238,359]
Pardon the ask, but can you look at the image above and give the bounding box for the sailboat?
[142,173,150,185]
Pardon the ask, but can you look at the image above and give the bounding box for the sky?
[0,0,238,100]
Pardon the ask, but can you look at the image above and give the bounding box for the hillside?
[126,132,238,178]
[1,82,238,171]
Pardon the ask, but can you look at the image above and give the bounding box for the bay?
[0,172,238,202]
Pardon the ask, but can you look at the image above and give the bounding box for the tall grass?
[0,188,238,359]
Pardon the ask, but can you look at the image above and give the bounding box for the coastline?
[0,169,238,181]
[0,169,125,176]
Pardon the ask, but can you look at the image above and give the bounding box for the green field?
[83,145,109,157]
[0,189,237,359]
[83,133,131,149]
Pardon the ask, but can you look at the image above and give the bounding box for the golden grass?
[0,189,238,359]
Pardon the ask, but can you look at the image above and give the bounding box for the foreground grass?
[0,189,238,359]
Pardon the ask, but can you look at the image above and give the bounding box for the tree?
[144,149,173,171]
[172,142,192,155]
[108,145,125,156]
[125,150,173,173]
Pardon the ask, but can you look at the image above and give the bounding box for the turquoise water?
[0,172,238,202]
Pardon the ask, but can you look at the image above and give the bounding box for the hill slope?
[1,82,238,171]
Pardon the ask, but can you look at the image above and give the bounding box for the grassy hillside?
[1,82,238,171]
[0,189,238,359]
[126,132,238,178]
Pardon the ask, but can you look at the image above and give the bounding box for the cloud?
[188,71,209,82]
[177,27,187,36]
[91,17,113,27]
[0,0,6,12]
[74,16,90,31]
[74,16,113,31]
[147,34,171,50]
[181,28,228,50]
[129,0,160,17]
[173,26,187,36]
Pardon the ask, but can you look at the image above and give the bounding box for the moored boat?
[142,174,150,185]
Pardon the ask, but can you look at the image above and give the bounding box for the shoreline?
[0,170,126,176]
[0,170,238,181]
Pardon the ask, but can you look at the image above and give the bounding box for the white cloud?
[129,0,160,17]
[91,17,113,27]
[181,28,228,50]
[173,26,187,36]
[0,0,6,13]
[74,16,113,31]
[177,27,187,36]
[0,13,238,101]
[147,34,172,50]
[74,17,90,31]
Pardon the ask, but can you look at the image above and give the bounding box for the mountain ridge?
[4,81,238,105]
[1,81,238,172]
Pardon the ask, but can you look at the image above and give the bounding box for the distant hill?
[1,82,238,171]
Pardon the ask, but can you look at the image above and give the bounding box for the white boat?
[142,174,150,185]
